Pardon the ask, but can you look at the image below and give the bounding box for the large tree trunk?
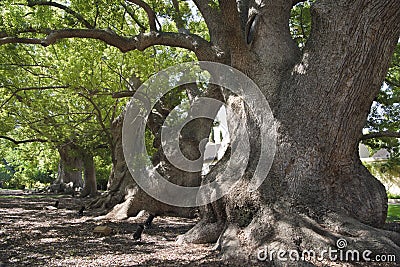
[178,0,400,264]
[89,109,209,219]
[5,0,399,263]
[54,143,83,189]
[80,152,98,197]
[54,143,97,196]
[90,83,222,219]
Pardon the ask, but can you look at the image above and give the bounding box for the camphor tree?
[1,0,400,264]
[0,36,137,195]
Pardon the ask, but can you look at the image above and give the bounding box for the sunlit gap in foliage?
[289,0,313,49]
[361,42,400,198]
[202,106,230,175]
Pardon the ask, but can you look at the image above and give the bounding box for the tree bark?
[178,0,400,264]
[80,152,98,197]
[89,81,224,219]
[89,110,198,219]
[54,143,83,189]
[6,0,399,264]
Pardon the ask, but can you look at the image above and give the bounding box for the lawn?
[387,204,400,222]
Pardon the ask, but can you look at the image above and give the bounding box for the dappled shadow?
[0,191,224,266]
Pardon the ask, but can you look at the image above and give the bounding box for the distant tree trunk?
[54,143,83,189]
[80,152,98,197]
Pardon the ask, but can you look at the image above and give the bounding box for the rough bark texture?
[80,152,98,197]
[14,0,399,265]
[177,0,400,265]
[89,110,201,219]
[54,143,84,189]
[89,82,223,219]
[52,143,97,197]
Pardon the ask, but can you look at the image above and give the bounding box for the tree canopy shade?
[0,16,195,191]
[1,0,400,265]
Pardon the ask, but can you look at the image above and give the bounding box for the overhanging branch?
[0,135,48,145]
[361,131,400,140]
[126,0,157,31]
[112,91,135,98]
[121,2,147,31]
[0,29,216,58]
[0,37,43,45]
[77,91,113,148]
[0,85,69,110]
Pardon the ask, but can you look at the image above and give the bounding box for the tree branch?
[361,131,400,141]
[0,28,217,59]
[27,0,94,29]
[0,135,48,145]
[171,0,187,32]
[385,78,400,88]
[77,92,113,148]
[0,37,43,45]
[112,91,135,98]
[218,0,244,44]
[126,0,157,31]
[121,2,147,31]
[192,0,225,43]
[192,0,221,28]
[0,85,69,109]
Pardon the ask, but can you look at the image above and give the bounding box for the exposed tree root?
[89,182,197,221]
[179,206,400,266]
[88,189,124,211]
[176,219,225,245]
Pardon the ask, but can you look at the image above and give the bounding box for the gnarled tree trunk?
[177,0,400,265]
[53,143,98,197]
[25,0,399,264]
[89,91,219,219]
[89,80,224,219]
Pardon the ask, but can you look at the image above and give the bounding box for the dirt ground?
[0,190,228,267]
[1,190,398,267]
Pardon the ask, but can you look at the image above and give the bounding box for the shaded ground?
[1,190,399,266]
[0,190,226,266]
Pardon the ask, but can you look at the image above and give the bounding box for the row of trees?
[0,0,399,264]
[0,23,195,194]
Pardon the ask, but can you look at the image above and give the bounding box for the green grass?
[387,193,400,199]
[387,204,400,222]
